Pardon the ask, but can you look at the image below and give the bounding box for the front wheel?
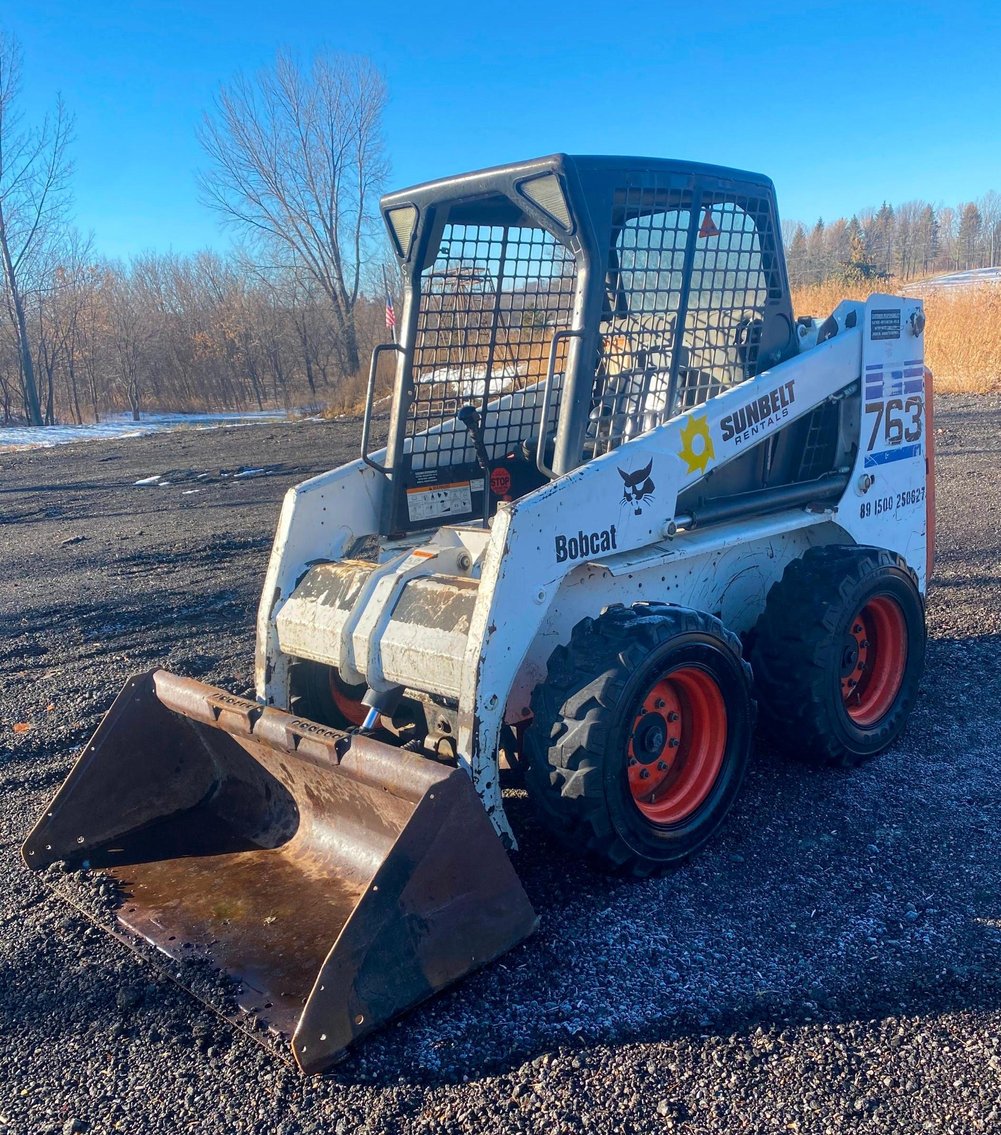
[290,660,368,729]
[524,604,755,876]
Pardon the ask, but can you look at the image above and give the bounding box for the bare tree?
[198,51,388,376]
[106,268,151,421]
[0,32,72,425]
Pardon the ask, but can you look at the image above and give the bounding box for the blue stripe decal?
[864,443,923,468]
[904,358,923,366]
[904,367,924,378]
[903,379,923,393]
[865,363,884,371]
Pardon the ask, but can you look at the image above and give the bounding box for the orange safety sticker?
[698,209,720,239]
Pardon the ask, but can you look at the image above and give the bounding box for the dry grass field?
[792,281,1001,394]
[344,281,1001,421]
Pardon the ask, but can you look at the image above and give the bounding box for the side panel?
[835,296,929,591]
[505,511,853,721]
[255,458,386,706]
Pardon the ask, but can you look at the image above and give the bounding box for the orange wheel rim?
[626,666,726,825]
[840,594,907,727]
[329,672,368,727]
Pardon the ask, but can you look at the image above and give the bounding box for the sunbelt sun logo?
[678,414,715,475]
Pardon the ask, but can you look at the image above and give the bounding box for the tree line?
[0,33,394,426]
[5,22,1000,426]
[0,247,392,425]
[784,194,1001,287]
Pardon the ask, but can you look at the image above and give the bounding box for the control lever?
[457,404,493,523]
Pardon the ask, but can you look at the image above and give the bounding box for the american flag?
[385,293,396,330]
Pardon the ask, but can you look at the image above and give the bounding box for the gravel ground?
[1,397,1000,1135]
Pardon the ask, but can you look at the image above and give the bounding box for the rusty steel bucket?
[22,670,537,1073]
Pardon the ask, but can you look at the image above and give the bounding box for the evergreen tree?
[872,202,895,276]
[827,217,850,274]
[913,204,938,273]
[957,202,983,269]
[841,218,885,284]
[787,224,808,287]
[807,219,827,284]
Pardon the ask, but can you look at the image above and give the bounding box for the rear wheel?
[750,546,925,766]
[524,604,754,876]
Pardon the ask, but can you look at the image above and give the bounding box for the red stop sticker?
[490,467,512,497]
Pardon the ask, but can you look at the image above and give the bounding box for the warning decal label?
[406,481,472,522]
[871,309,901,340]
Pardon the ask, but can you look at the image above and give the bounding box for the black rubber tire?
[290,660,368,730]
[750,545,926,767]
[523,603,754,877]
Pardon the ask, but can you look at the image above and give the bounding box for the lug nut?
[667,711,679,722]
[657,760,668,771]
[639,769,650,779]
[654,698,665,709]
[668,738,680,748]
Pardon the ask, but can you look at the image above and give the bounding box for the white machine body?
[253,293,931,845]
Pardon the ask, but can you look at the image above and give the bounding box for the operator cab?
[369,155,826,538]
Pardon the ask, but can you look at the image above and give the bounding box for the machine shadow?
[330,811,1001,1088]
[7,633,998,1091]
[329,629,1001,1086]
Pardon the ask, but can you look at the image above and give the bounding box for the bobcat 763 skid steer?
[24,155,933,1073]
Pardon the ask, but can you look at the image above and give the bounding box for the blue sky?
[9,0,1001,260]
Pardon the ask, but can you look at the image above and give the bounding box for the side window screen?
[590,194,693,456]
[591,191,773,454]
[681,198,770,406]
[602,199,693,383]
[616,208,691,315]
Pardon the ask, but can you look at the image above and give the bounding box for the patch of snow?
[904,266,1001,294]
[416,364,522,399]
[0,410,288,453]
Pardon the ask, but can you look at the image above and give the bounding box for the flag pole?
[382,264,397,344]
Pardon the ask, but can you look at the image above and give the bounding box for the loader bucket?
[22,671,537,1073]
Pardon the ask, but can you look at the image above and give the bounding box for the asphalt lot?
[1,396,1000,1134]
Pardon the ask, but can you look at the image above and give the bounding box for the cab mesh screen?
[590,186,770,456]
[409,223,575,467]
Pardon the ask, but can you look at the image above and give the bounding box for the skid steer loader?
[24,154,933,1073]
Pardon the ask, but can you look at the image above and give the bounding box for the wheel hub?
[840,595,907,727]
[630,712,667,763]
[840,638,860,675]
[626,667,727,825]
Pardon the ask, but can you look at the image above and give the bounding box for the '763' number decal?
[866,396,923,450]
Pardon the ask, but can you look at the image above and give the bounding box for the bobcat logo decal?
[618,460,655,515]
